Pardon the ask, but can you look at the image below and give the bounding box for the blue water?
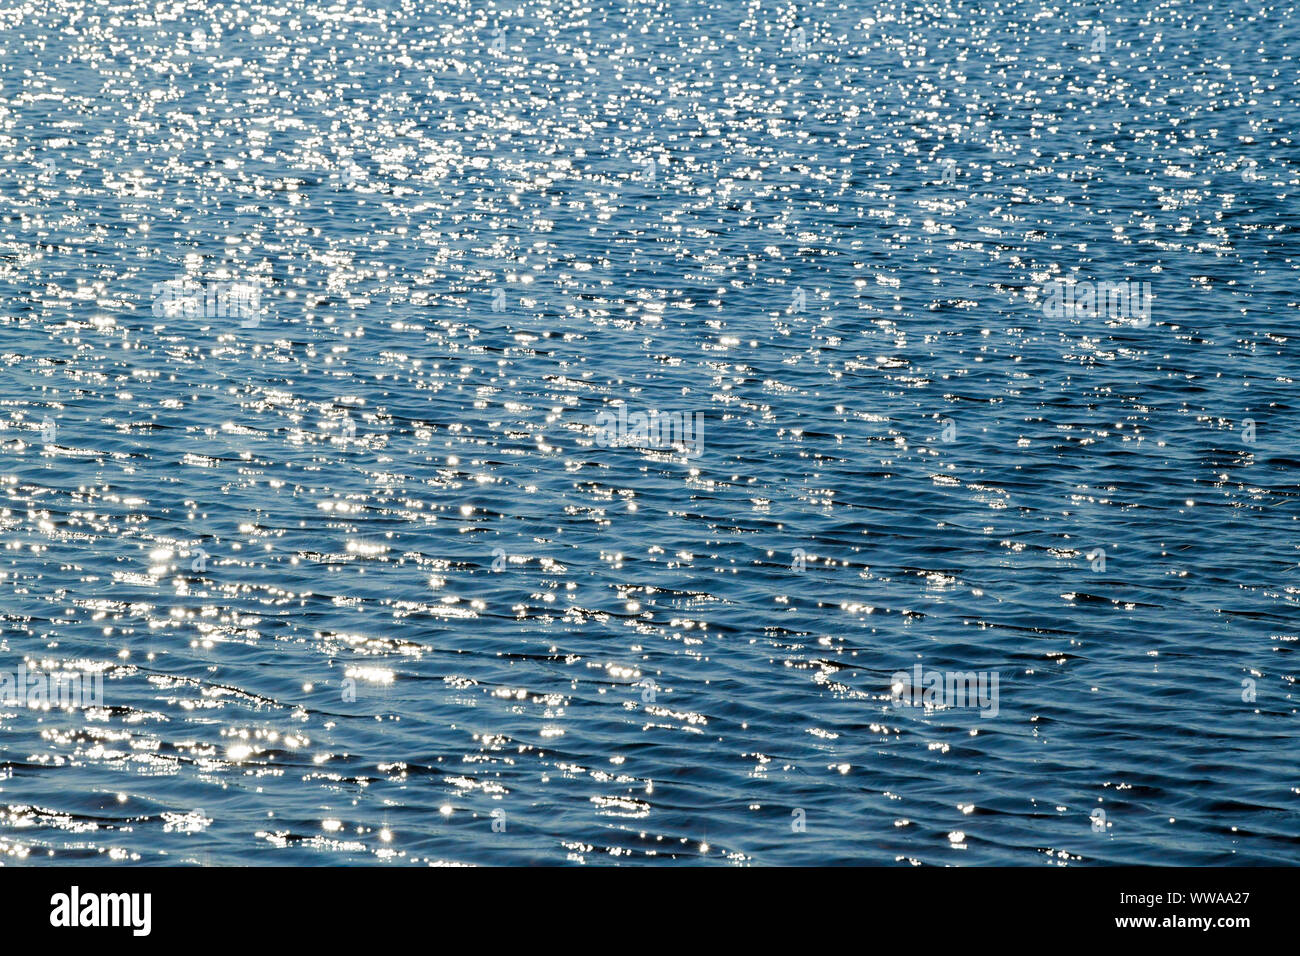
[1,0,1298,865]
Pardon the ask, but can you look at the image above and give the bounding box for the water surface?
[0,0,1298,865]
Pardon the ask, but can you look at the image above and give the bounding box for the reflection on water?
[0,0,1297,865]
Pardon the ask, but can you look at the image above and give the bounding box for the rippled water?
[1,0,1298,865]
